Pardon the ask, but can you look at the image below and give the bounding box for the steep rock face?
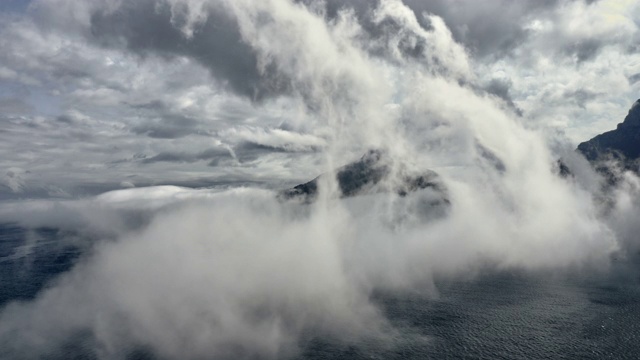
[278,150,449,205]
[578,100,640,164]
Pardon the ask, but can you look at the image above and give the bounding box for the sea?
[1,223,639,359]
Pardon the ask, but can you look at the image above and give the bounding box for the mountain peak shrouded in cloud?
[0,1,640,359]
[578,99,640,164]
[279,149,449,209]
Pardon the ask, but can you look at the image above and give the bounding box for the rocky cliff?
[578,99,640,166]
[279,149,449,206]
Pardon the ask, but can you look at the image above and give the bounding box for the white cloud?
[2,167,27,193]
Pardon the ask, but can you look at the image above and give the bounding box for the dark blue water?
[1,223,639,359]
[0,224,83,307]
[298,267,640,360]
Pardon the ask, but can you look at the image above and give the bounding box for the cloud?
[85,0,291,101]
[482,78,523,116]
[629,72,640,84]
[2,167,28,193]
[1,0,640,358]
[141,147,232,165]
[0,162,621,358]
[0,189,388,358]
[131,115,201,139]
[563,88,600,109]
[0,96,33,114]
[401,0,558,58]
[0,0,636,199]
[524,0,638,63]
[223,127,327,152]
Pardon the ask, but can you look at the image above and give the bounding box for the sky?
[0,0,638,198]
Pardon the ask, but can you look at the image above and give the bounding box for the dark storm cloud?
[483,78,523,116]
[142,147,231,164]
[77,0,481,78]
[0,0,31,13]
[563,39,604,63]
[142,152,200,164]
[0,97,33,114]
[563,89,599,109]
[296,0,375,19]
[313,0,610,63]
[629,73,640,85]
[400,0,618,64]
[130,111,202,139]
[88,0,290,101]
[232,140,321,162]
[394,0,562,58]
[126,100,212,139]
[142,138,319,167]
[296,0,438,65]
[131,123,197,139]
[301,0,600,63]
[628,33,640,54]
[127,100,166,111]
[238,141,295,153]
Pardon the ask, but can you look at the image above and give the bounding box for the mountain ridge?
[578,99,640,167]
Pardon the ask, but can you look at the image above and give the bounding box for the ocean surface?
[1,223,639,359]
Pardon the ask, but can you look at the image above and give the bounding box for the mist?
[1,0,639,359]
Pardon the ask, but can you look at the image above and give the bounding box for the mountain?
[578,99,640,168]
[278,149,449,206]
[282,99,640,204]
